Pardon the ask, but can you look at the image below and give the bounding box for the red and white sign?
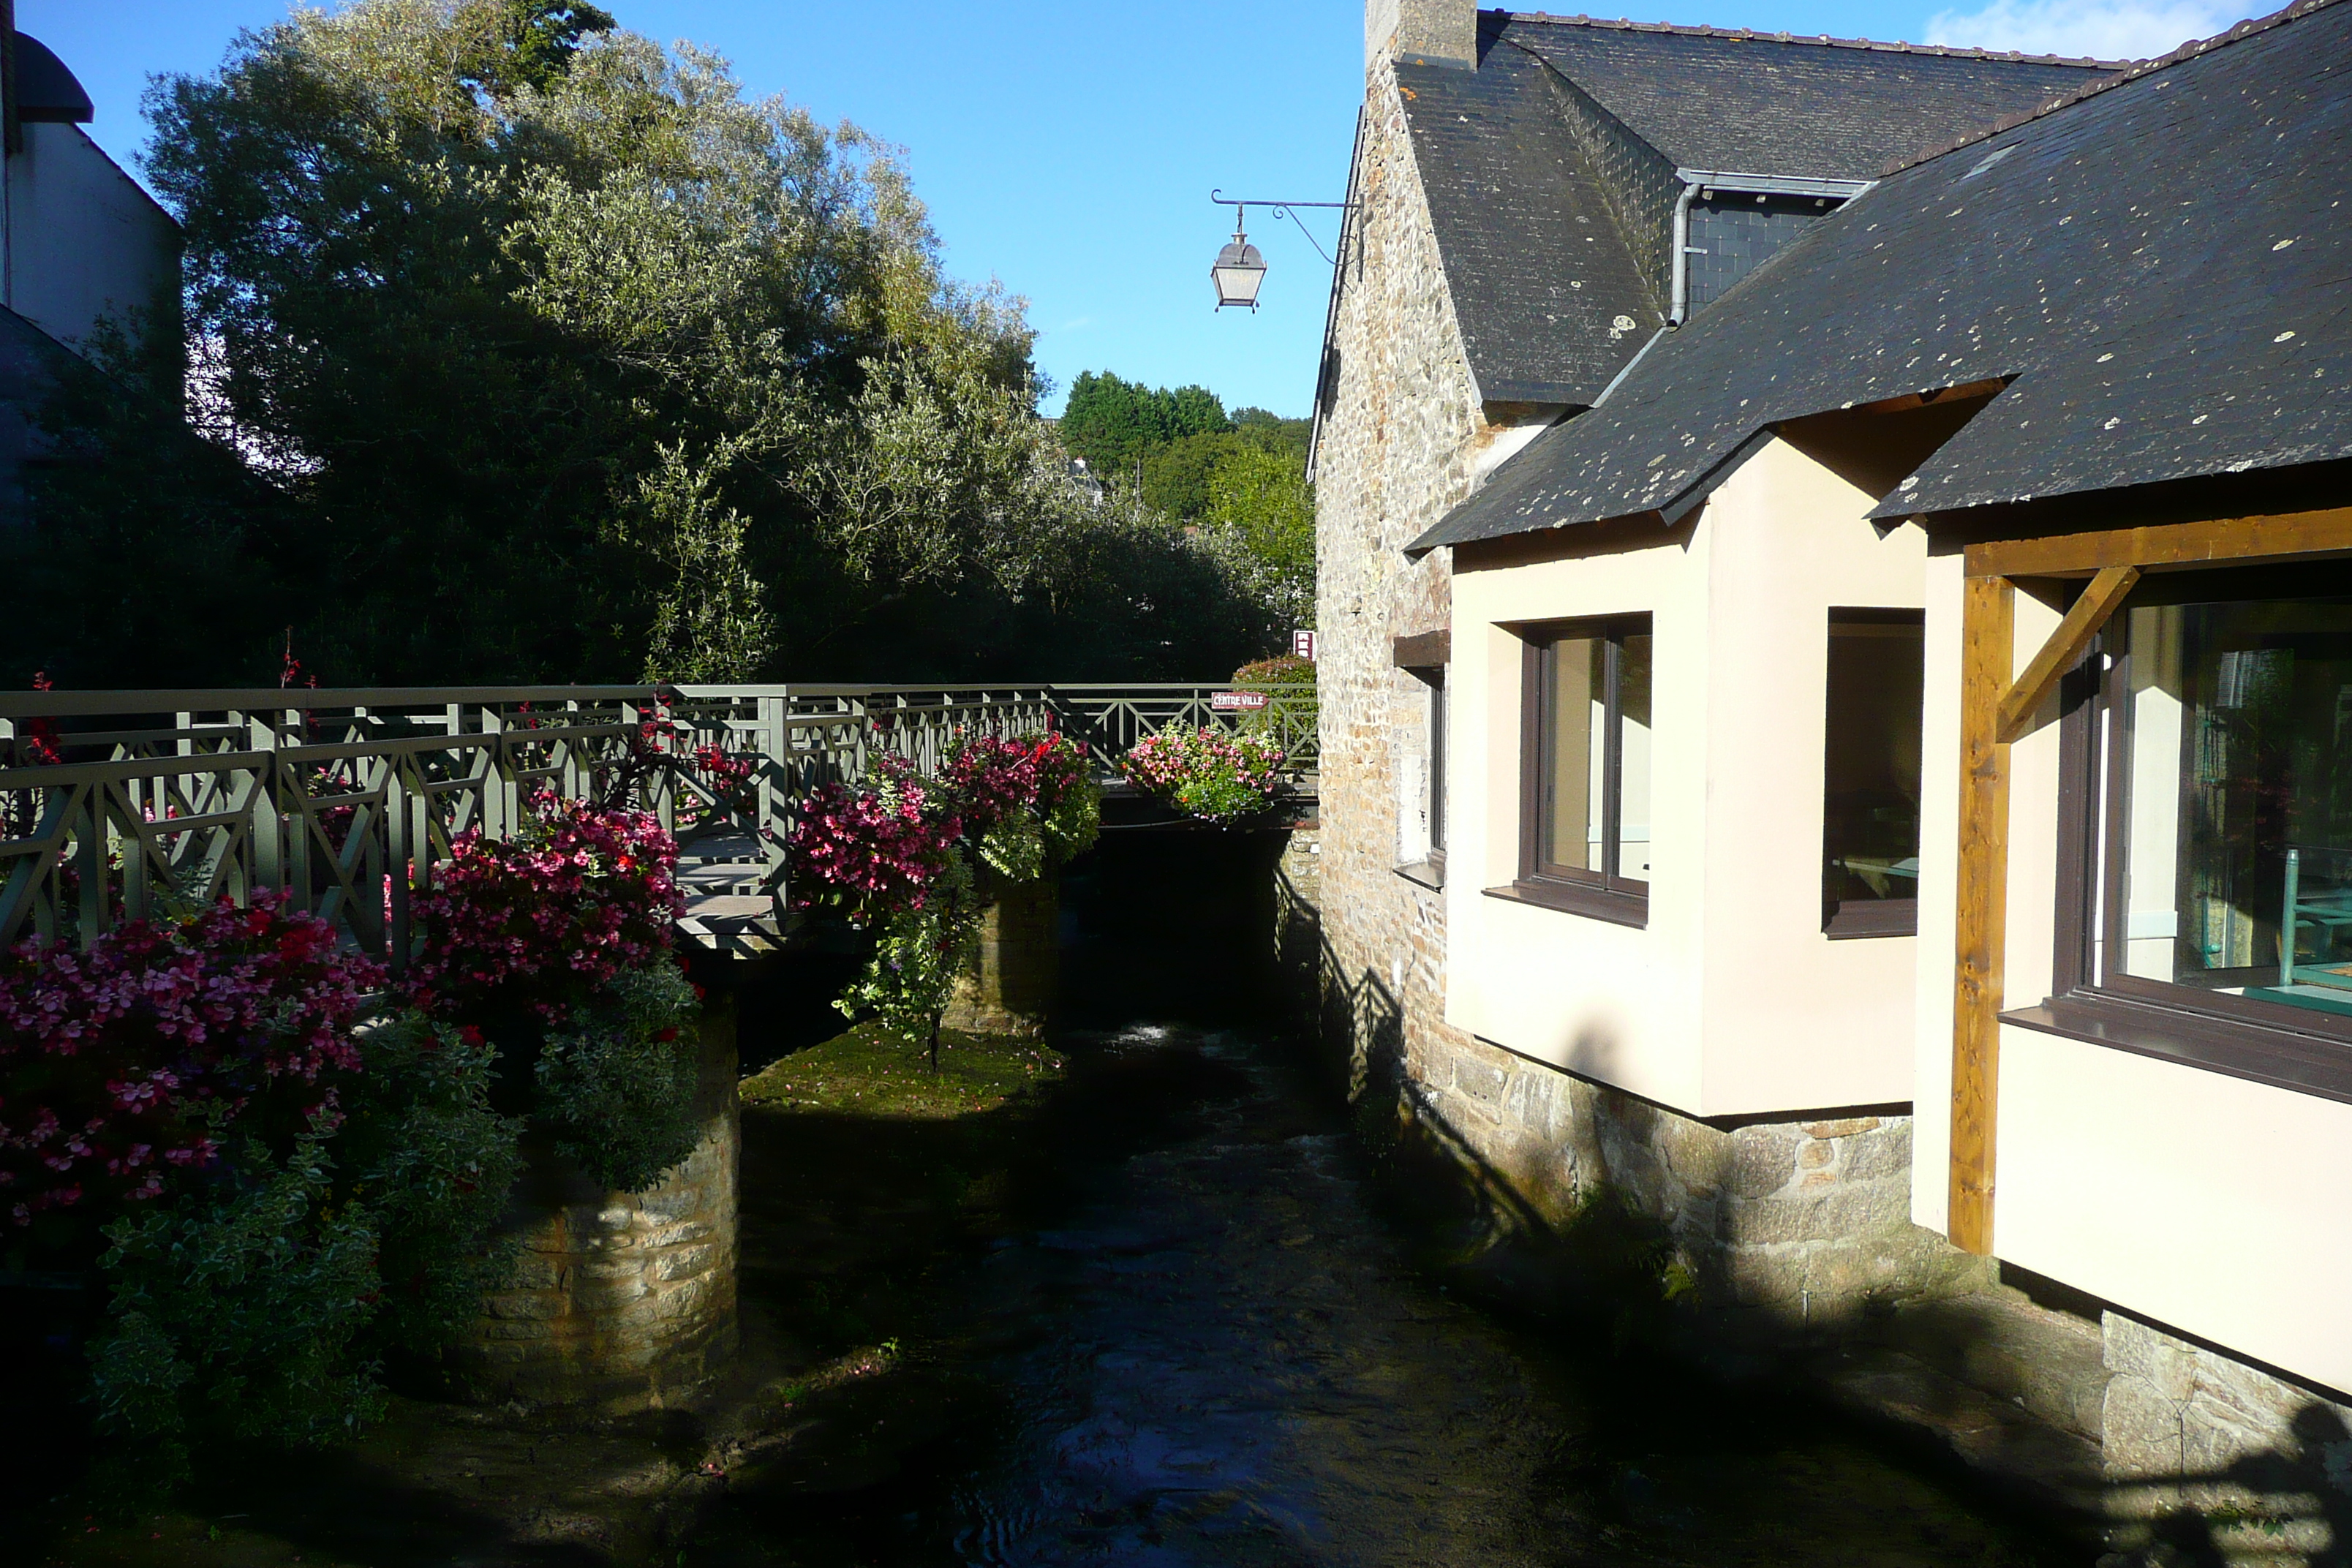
[1211,690,1270,712]
[1291,630,1317,661]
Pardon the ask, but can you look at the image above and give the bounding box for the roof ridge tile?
[1499,10,2130,69]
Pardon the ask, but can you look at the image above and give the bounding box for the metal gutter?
[1669,167,1876,325]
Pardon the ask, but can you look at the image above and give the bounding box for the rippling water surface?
[698,1020,2074,1568]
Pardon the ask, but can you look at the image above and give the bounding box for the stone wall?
[1313,43,1489,1125]
[2103,1315,2352,1565]
[459,997,741,1413]
[945,878,1059,1038]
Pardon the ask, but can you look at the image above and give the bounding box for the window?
[2038,576,2352,1099]
[1392,631,1450,888]
[1499,617,1651,925]
[1823,610,1924,937]
[1392,663,1449,886]
[1426,666,1448,859]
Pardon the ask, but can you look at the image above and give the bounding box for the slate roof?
[1500,16,2115,181]
[1397,45,1659,405]
[1409,0,2352,553]
[1390,11,2119,407]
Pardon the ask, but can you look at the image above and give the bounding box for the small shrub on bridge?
[1122,727,1286,825]
[787,755,962,927]
[941,732,1102,881]
[407,793,707,1193]
[405,794,684,1025]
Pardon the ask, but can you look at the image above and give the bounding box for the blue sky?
[23,0,2266,418]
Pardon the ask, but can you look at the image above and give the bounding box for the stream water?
[695,834,2081,1567]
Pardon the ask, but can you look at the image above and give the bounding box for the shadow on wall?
[2105,1389,2352,1567]
[1278,862,2352,1561]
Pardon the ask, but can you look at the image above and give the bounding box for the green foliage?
[1057,371,1231,478]
[79,1004,528,1493]
[1232,406,1312,460]
[12,1,1274,687]
[1201,445,1315,631]
[334,1014,526,1357]
[1041,768,1103,866]
[88,1128,387,1493]
[464,1,616,94]
[535,959,706,1192]
[837,854,983,1050]
[1233,653,1314,687]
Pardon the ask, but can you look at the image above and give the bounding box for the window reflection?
[1532,622,1651,888]
[2119,598,2352,1016]
[1823,612,1924,916]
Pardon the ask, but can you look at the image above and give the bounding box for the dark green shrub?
[87,1128,385,1493]
[335,1014,526,1358]
[79,1008,526,1493]
[535,960,704,1191]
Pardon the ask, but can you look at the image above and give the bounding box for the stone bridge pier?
[454,991,741,1414]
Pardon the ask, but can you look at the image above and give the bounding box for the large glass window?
[1513,618,1650,921]
[2105,595,2352,1018]
[1823,610,1924,937]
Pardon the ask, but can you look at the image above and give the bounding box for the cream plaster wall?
[1698,440,1928,1112]
[1450,523,1708,1109]
[1447,437,1931,1118]
[1997,1028,2352,1398]
[1908,557,2352,1401]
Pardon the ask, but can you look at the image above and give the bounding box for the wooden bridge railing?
[0,681,1316,960]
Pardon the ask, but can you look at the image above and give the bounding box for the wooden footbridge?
[0,682,1316,960]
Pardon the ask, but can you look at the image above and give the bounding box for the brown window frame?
[1822,608,1924,940]
[2015,568,2352,1105]
[1488,616,1650,928]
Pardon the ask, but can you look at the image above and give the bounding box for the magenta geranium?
[0,893,384,1231]
[1122,726,1285,824]
[786,754,962,924]
[405,793,684,1023]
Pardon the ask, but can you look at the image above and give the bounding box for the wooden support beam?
[1949,574,2013,1256]
[1964,505,2352,579]
[1994,565,2140,745]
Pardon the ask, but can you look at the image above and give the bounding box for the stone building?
[1313,0,2352,1553]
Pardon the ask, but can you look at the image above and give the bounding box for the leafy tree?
[1201,445,1313,631]
[1232,405,1312,463]
[12,0,1277,688]
[1140,430,1245,521]
[1057,370,1230,480]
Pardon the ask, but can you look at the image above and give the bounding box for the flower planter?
[449,992,739,1414]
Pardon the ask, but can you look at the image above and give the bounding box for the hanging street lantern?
[1211,209,1267,311]
[1207,191,1353,314]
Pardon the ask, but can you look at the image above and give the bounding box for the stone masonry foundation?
[456,995,741,1414]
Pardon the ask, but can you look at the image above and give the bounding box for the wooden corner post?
[1949,573,2013,1256]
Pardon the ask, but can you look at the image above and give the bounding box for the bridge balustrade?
[0,681,1316,960]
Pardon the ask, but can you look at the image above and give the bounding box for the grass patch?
[739,1020,1064,1119]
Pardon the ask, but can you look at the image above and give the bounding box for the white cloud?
[1923,0,2264,60]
